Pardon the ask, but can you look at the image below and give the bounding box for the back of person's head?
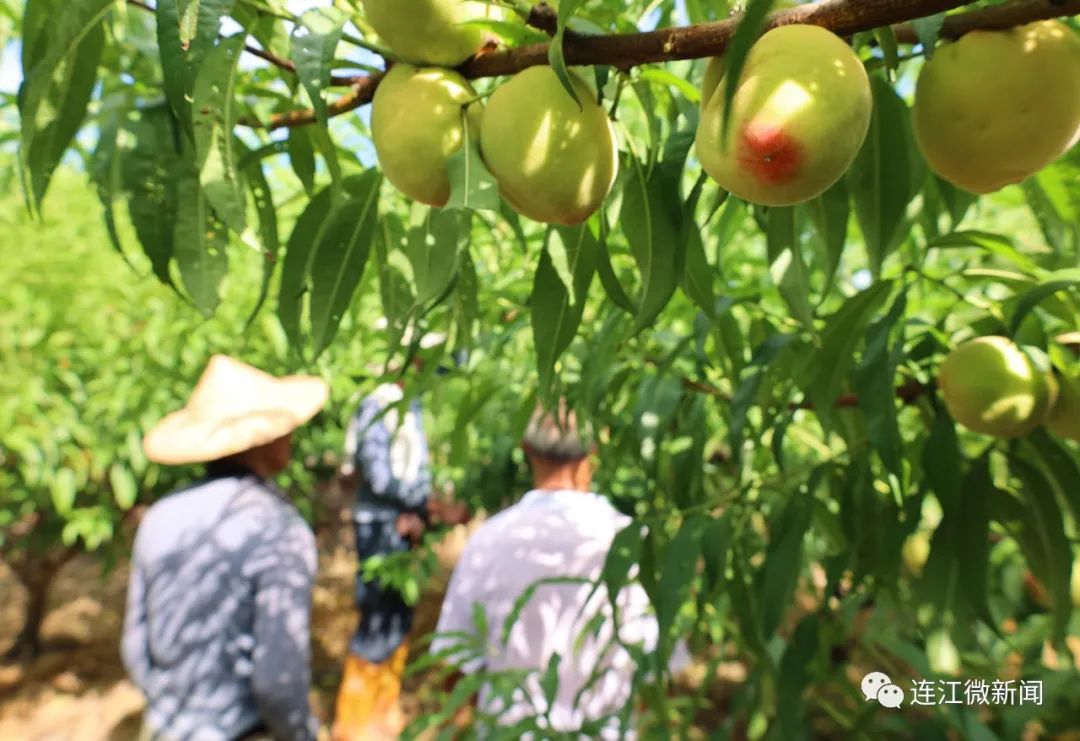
[522,400,592,463]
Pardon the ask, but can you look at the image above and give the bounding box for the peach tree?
[11,0,1080,735]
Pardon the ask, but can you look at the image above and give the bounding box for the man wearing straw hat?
[332,324,469,739]
[123,355,328,741]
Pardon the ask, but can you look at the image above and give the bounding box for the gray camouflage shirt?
[121,468,319,741]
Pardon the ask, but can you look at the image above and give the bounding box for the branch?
[681,377,931,411]
[263,0,1079,130]
[895,0,1080,42]
[125,0,357,87]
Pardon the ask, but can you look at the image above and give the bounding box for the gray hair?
[522,401,592,462]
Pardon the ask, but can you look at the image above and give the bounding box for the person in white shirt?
[432,402,688,738]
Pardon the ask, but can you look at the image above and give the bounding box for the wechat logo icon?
[862,671,904,709]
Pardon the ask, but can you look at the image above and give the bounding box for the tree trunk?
[2,549,76,662]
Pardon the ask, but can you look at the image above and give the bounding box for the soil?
[0,508,450,741]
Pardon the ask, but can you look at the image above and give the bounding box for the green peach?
[480,66,618,225]
[938,336,1056,438]
[695,24,871,207]
[913,20,1080,194]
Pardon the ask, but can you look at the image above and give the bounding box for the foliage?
[8,0,1080,736]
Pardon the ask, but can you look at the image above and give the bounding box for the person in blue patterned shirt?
[333,331,468,739]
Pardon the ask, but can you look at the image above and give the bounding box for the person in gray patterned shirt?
[125,355,329,741]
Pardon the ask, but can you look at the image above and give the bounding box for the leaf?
[767,206,814,332]
[238,140,281,326]
[928,230,1039,274]
[309,170,382,356]
[956,456,996,628]
[173,172,228,316]
[854,289,906,481]
[719,0,776,142]
[192,34,249,242]
[600,522,645,610]
[848,75,921,277]
[157,0,236,133]
[122,106,183,287]
[1008,457,1074,642]
[805,180,849,296]
[375,213,415,352]
[759,488,813,637]
[278,185,337,348]
[804,280,892,412]
[913,13,946,60]
[19,0,110,207]
[729,333,795,451]
[546,0,587,109]
[540,653,562,707]
[287,127,316,195]
[657,514,708,657]
[595,236,636,315]
[291,7,346,128]
[1022,429,1080,526]
[1008,270,1080,336]
[622,156,680,334]
[90,96,134,266]
[934,175,977,228]
[531,221,601,396]
[681,173,716,316]
[406,206,463,308]
[874,26,899,78]
[109,464,137,510]
[445,110,500,212]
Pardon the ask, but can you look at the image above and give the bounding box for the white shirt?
[433,489,689,738]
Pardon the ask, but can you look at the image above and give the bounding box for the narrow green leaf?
[729,333,795,450]
[445,110,500,212]
[595,238,636,315]
[759,489,812,637]
[291,7,346,128]
[1008,271,1080,336]
[854,289,907,480]
[1021,429,1080,532]
[192,34,250,242]
[848,75,921,276]
[622,156,680,334]
[174,172,228,316]
[239,140,281,326]
[287,127,316,195]
[912,13,946,60]
[375,212,415,353]
[157,0,236,133]
[719,0,776,142]
[19,0,110,207]
[657,514,708,655]
[309,170,382,356]
[122,106,183,287]
[546,0,587,109]
[928,230,1039,274]
[805,180,849,296]
[804,280,893,412]
[957,456,996,628]
[406,205,463,308]
[767,206,814,332]
[278,185,337,347]
[874,26,899,78]
[532,221,601,396]
[1008,457,1074,641]
[90,96,134,266]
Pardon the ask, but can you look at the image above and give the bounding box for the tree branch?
[681,376,931,411]
[263,0,1079,130]
[125,0,357,86]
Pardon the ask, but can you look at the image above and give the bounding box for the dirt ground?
[0,513,455,741]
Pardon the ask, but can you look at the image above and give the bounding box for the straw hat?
[143,355,329,465]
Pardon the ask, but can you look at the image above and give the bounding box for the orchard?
[4,0,1080,737]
